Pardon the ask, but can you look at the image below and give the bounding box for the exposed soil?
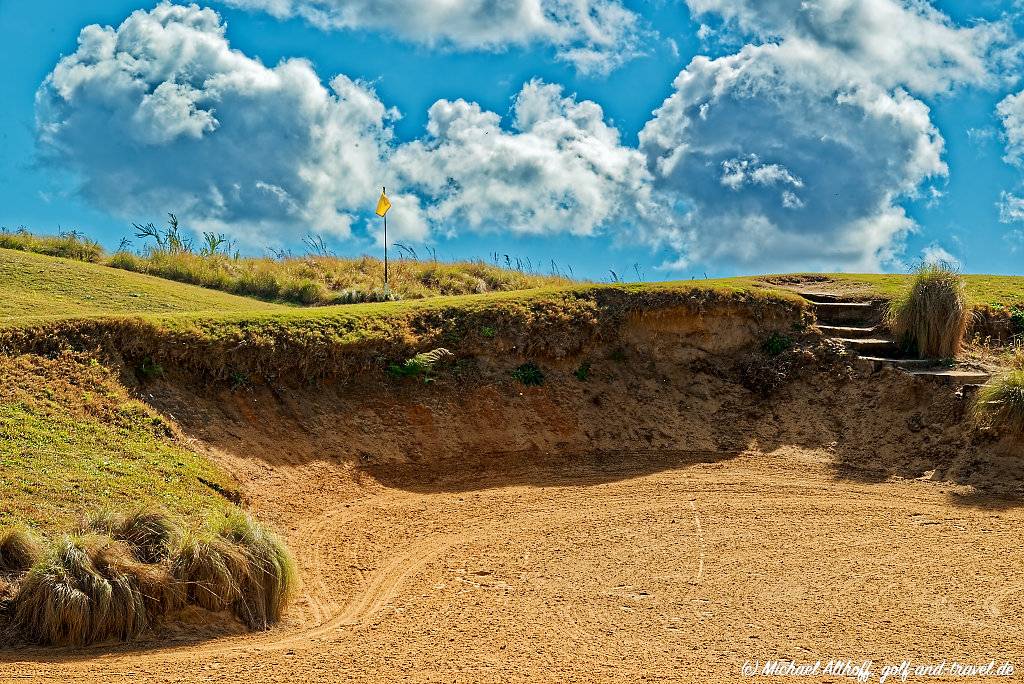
[2,307,1023,682]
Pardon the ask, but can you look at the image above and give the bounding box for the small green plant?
[1010,307,1024,335]
[136,356,164,380]
[512,362,544,386]
[973,370,1024,440]
[480,325,497,338]
[387,348,454,382]
[886,262,969,359]
[574,362,591,381]
[762,333,793,356]
[230,370,250,390]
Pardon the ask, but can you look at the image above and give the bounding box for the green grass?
[1,248,283,321]
[0,352,235,533]
[974,369,1024,439]
[776,273,1024,309]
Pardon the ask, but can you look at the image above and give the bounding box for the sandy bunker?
[2,297,1023,682]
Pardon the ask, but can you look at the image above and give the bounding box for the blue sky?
[1,0,1023,279]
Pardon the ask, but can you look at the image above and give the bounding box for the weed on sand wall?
[973,370,1024,441]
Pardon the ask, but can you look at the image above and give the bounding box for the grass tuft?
[12,534,151,646]
[173,512,297,630]
[973,370,1024,440]
[82,507,181,564]
[885,263,970,359]
[0,527,41,575]
[213,511,298,629]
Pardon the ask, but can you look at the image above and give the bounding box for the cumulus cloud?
[37,4,645,248]
[38,1,996,273]
[999,90,1024,166]
[998,88,1024,249]
[36,2,404,246]
[684,0,1012,94]
[1001,192,1024,223]
[392,79,652,237]
[920,243,960,268]
[638,42,947,271]
[631,0,1004,272]
[220,0,644,74]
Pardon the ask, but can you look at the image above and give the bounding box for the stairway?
[800,292,991,386]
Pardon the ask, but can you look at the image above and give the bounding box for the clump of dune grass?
[0,227,103,263]
[9,505,296,646]
[12,534,152,646]
[973,370,1024,440]
[0,527,41,575]
[886,262,970,359]
[82,507,180,564]
[173,512,297,630]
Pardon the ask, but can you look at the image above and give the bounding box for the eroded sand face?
[4,447,1022,683]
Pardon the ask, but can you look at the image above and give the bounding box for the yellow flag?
[375,190,392,217]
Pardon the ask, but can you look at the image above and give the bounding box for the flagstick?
[383,186,389,290]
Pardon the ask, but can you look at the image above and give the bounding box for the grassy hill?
[0,352,234,532]
[1,248,283,320]
[3,245,1024,523]
[1,228,571,307]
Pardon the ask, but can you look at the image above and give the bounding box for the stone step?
[855,357,992,384]
[908,369,992,385]
[856,356,941,371]
[817,324,879,339]
[798,291,849,304]
[835,337,901,356]
[812,301,878,325]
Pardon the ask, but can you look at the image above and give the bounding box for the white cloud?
[38,1,996,273]
[1001,192,1024,223]
[998,91,1024,249]
[392,79,652,236]
[220,0,644,74]
[36,2,404,246]
[920,243,960,268]
[684,0,1012,94]
[999,90,1024,166]
[37,4,645,248]
[638,42,947,272]
[632,0,1003,272]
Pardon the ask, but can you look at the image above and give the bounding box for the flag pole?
[383,186,389,290]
